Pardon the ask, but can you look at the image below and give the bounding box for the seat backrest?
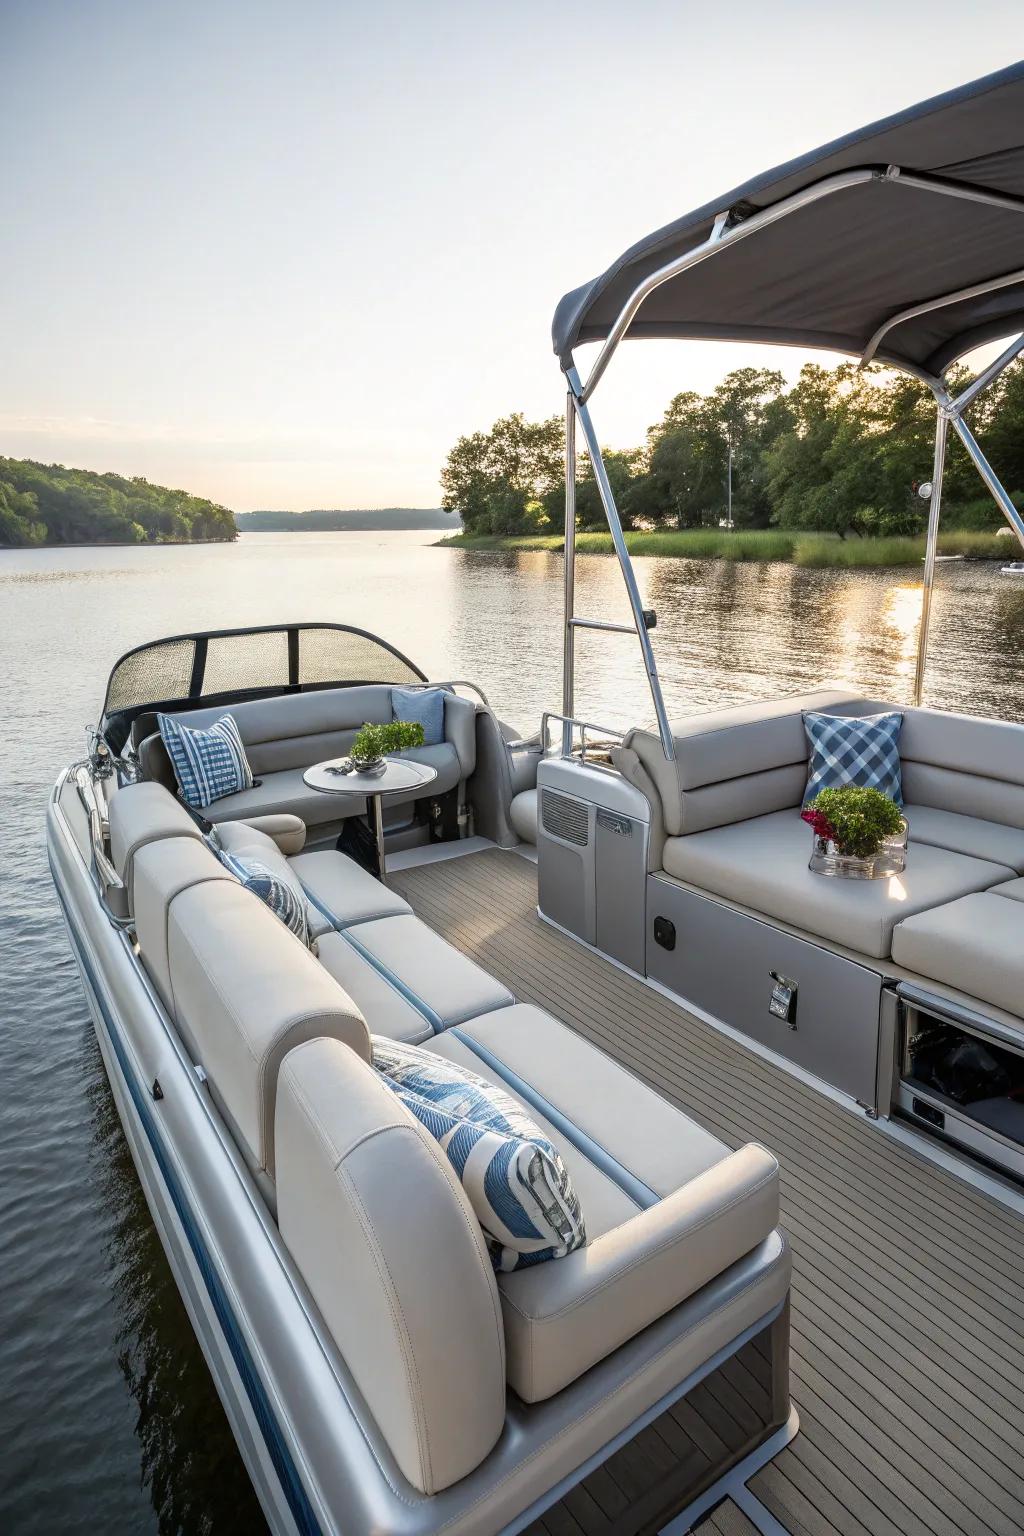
[134,870,370,1178]
[108,781,204,897]
[626,687,870,836]
[141,684,477,780]
[132,836,235,1009]
[900,707,1024,827]
[275,1037,507,1495]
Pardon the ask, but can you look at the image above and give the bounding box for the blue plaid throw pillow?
[803,711,903,806]
[158,712,253,808]
[372,1036,586,1272]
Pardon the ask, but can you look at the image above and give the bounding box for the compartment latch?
[769,971,797,1028]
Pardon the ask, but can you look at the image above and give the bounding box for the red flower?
[801,807,836,841]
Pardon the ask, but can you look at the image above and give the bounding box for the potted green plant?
[348,719,425,776]
[802,785,908,879]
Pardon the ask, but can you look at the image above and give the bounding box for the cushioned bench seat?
[282,1012,781,1407]
[429,1004,730,1237]
[891,879,1024,1017]
[905,804,1024,874]
[139,684,476,827]
[663,808,1013,959]
[429,1007,779,1405]
[289,848,412,928]
[317,913,515,1038]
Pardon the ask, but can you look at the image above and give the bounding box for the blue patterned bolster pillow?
[371,1037,586,1272]
[216,849,315,951]
[803,710,904,806]
[158,712,254,809]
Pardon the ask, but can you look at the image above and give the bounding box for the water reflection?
[90,1068,268,1535]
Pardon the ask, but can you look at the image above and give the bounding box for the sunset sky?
[3,1,1022,509]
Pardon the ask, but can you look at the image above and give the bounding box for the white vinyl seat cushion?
[318,913,515,1034]
[904,804,1024,874]
[509,788,538,845]
[662,809,1014,958]
[892,884,1024,1017]
[316,932,434,1044]
[288,849,412,928]
[428,1004,779,1402]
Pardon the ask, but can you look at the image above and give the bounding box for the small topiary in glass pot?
[802,785,908,879]
[349,720,425,775]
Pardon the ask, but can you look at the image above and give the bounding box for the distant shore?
[435,528,1013,568]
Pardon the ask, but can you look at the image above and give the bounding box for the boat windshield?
[101,622,427,747]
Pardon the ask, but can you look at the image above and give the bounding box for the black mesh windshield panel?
[102,624,425,730]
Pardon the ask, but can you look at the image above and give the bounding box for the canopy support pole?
[563,367,676,760]
[562,390,577,756]
[915,336,1024,703]
[914,409,948,706]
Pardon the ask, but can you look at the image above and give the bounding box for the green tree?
[0,457,237,546]
[440,414,563,535]
[0,481,46,545]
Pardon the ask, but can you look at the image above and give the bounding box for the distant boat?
[1001,561,1024,576]
[921,553,965,562]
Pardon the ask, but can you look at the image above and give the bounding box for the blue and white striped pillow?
[217,849,313,949]
[158,712,254,808]
[372,1037,586,1272]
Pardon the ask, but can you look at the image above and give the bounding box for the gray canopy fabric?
[552,62,1024,379]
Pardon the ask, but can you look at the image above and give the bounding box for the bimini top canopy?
[552,61,1024,382]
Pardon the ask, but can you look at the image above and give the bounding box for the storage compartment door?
[595,810,646,972]
[647,877,882,1106]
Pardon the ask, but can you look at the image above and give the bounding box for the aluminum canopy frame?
[554,61,1024,759]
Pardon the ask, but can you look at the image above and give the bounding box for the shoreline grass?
[435,528,1011,567]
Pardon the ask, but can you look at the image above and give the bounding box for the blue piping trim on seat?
[51,873,322,1536]
[340,925,447,1034]
[450,1029,659,1209]
[297,880,397,935]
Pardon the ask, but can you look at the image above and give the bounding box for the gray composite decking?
[392,848,1024,1536]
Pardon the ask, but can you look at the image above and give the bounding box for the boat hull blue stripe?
[450,1029,659,1209]
[51,868,322,1536]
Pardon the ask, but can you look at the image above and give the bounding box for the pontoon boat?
[49,61,1024,1536]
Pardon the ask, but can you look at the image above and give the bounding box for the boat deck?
[392,848,1024,1536]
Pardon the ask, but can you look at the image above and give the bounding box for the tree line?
[440,361,1024,538]
[0,456,237,546]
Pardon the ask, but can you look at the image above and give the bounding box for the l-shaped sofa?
[524,687,1024,1152]
[104,779,791,1533]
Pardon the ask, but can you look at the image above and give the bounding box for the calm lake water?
[4,530,1024,1533]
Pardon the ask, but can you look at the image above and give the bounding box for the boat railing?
[73,764,130,925]
[541,711,625,765]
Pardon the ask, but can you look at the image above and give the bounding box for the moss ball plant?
[801,785,904,859]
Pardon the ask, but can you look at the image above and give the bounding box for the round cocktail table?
[302,757,438,884]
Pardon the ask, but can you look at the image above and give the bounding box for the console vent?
[541,789,590,846]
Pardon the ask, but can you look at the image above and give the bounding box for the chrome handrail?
[541,711,625,764]
[73,764,130,924]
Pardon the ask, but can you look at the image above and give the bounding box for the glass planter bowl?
[808,817,908,879]
[348,753,387,777]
